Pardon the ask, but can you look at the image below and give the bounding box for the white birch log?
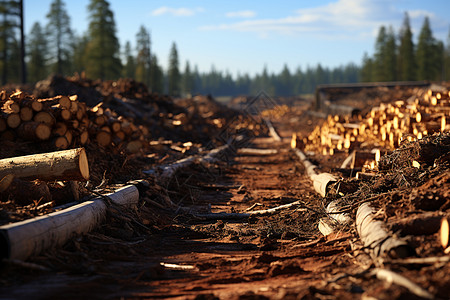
[0,185,138,260]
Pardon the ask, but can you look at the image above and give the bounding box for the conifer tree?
[27,22,48,82]
[72,34,88,75]
[122,41,136,79]
[416,16,442,81]
[397,12,415,81]
[84,0,122,80]
[167,42,180,96]
[445,27,450,81]
[46,0,73,75]
[0,0,21,84]
[149,54,164,93]
[181,60,194,96]
[135,25,151,86]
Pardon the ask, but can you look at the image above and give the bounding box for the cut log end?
[78,148,89,180]
[440,217,449,249]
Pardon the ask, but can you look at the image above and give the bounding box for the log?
[5,113,20,129]
[2,100,20,113]
[440,217,449,248]
[0,148,89,181]
[19,106,33,122]
[53,122,68,136]
[356,202,411,258]
[96,130,112,147]
[0,174,14,193]
[238,148,278,155]
[125,140,143,154]
[17,122,51,141]
[53,136,69,149]
[390,211,445,236]
[318,200,351,236]
[20,98,43,112]
[0,185,138,260]
[33,111,56,126]
[264,118,282,142]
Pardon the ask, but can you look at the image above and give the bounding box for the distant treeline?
[1,1,449,97]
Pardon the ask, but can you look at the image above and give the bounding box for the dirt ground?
[0,82,450,299]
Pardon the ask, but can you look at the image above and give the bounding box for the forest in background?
[1,0,450,97]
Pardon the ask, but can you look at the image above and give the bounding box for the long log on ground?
[0,185,138,261]
[390,211,446,236]
[0,148,89,181]
[238,148,278,155]
[356,202,411,258]
[264,118,282,141]
[292,148,337,197]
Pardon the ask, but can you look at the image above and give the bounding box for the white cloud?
[225,10,256,18]
[151,6,204,17]
[200,0,438,40]
[408,9,435,19]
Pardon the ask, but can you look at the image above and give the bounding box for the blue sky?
[25,0,450,77]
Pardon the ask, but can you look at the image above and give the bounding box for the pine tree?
[416,16,442,81]
[277,64,291,96]
[27,22,48,82]
[84,0,122,80]
[0,0,21,84]
[122,41,135,79]
[167,42,180,96]
[45,0,73,75]
[397,12,416,81]
[385,26,397,81]
[135,25,151,86]
[149,54,163,93]
[181,60,194,96]
[72,34,88,75]
[445,27,450,81]
[373,26,387,81]
[373,26,397,81]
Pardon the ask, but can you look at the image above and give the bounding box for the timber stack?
[0,90,148,154]
[302,86,450,156]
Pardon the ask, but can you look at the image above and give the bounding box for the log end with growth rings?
[78,148,90,181]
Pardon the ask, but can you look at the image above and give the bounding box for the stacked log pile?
[0,90,148,154]
[303,86,450,155]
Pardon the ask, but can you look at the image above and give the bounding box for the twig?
[192,200,308,220]
[387,256,450,265]
[370,268,434,299]
[245,202,263,211]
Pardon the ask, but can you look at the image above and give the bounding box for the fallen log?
[356,202,411,258]
[0,185,138,260]
[0,148,89,181]
[264,118,282,142]
[238,148,278,155]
